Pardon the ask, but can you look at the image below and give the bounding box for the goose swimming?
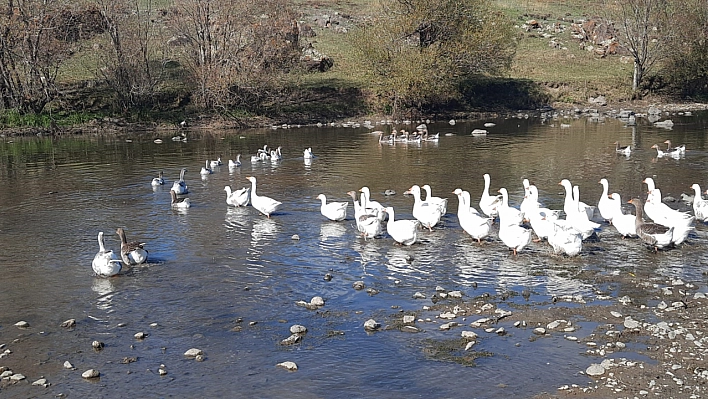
[171,168,188,195]
[225,185,250,207]
[246,176,282,218]
[151,171,164,186]
[614,141,631,155]
[229,154,242,168]
[317,194,348,222]
[92,232,122,277]
[200,160,213,176]
[170,190,191,209]
[347,190,382,239]
[116,228,148,266]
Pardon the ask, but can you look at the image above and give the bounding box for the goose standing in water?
[317,194,348,221]
[170,190,191,209]
[559,179,595,220]
[151,171,164,187]
[359,186,387,221]
[607,193,636,237]
[383,206,418,245]
[116,228,148,265]
[453,188,492,243]
[629,198,674,251]
[422,184,448,215]
[690,184,708,222]
[246,176,282,217]
[92,232,122,277]
[645,188,694,245]
[497,188,524,227]
[347,190,382,239]
[479,173,502,218]
[497,203,532,255]
[597,178,616,223]
[405,185,443,231]
[171,168,188,194]
[224,185,250,207]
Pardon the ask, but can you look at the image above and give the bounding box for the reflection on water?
[2,112,708,398]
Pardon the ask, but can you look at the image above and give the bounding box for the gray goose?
[116,228,148,265]
[629,198,674,251]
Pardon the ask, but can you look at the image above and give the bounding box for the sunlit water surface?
[1,112,708,397]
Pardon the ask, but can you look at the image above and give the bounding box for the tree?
[169,0,301,112]
[607,0,672,94]
[662,0,708,97]
[95,0,168,113]
[0,0,83,115]
[349,0,516,116]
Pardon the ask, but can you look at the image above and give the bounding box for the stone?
[290,325,307,334]
[1,370,13,378]
[364,319,380,331]
[14,321,29,328]
[134,332,147,339]
[32,378,48,386]
[81,369,100,379]
[439,312,456,319]
[310,296,325,307]
[533,327,546,335]
[624,317,640,329]
[413,292,426,299]
[352,281,365,290]
[158,368,167,376]
[277,361,298,371]
[401,326,420,333]
[63,361,74,369]
[281,334,302,345]
[461,331,478,339]
[403,315,415,324]
[10,373,25,381]
[184,348,203,357]
[610,311,622,318]
[92,341,104,350]
[586,363,605,376]
[464,341,476,350]
[60,319,76,328]
[448,291,463,298]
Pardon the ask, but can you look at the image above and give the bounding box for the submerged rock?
[364,319,380,331]
[184,348,203,357]
[81,369,100,379]
[277,361,298,371]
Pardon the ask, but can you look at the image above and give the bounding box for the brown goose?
[628,198,674,251]
[116,228,148,265]
[170,190,191,209]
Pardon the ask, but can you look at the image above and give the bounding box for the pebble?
[291,234,300,240]
[610,311,622,318]
[290,324,307,334]
[92,341,104,350]
[586,363,605,376]
[448,291,463,298]
[10,373,25,381]
[277,361,298,371]
[134,332,147,339]
[624,317,640,329]
[323,273,332,281]
[464,341,476,350]
[14,321,29,328]
[60,319,76,328]
[63,361,75,369]
[1,370,13,378]
[32,378,48,387]
[401,326,420,333]
[158,368,167,376]
[403,315,415,324]
[413,292,426,299]
[281,334,302,345]
[440,322,458,330]
[533,327,546,335]
[310,296,325,307]
[81,369,100,379]
[565,336,578,341]
[352,281,365,290]
[364,319,380,331]
[461,331,478,339]
[184,348,203,357]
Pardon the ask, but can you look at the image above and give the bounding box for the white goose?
[347,190,382,238]
[317,194,348,221]
[116,228,148,266]
[568,186,601,239]
[359,186,387,222]
[497,188,524,227]
[597,178,616,222]
[479,173,502,218]
[690,184,708,222]
[246,176,282,218]
[453,189,492,243]
[383,206,418,245]
[645,188,694,245]
[303,148,314,159]
[422,184,448,215]
[559,179,595,220]
[200,160,213,176]
[664,140,686,154]
[171,168,188,194]
[170,190,191,209]
[547,220,582,257]
[92,232,122,277]
[498,212,532,256]
[519,178,534,220]
[524,186,561,241]
[225,185,250,207]
[210,157,223,168]
[405,185,443,231]
[229,154,242,168]
[608,193,636,237]
[614,141,631,156]
[151,171,164,186]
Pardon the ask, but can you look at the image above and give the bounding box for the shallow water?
[1,111,708,397]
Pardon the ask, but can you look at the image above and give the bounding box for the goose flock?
[93,135,706,278]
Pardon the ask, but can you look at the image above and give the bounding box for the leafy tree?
[350,0,516,116]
